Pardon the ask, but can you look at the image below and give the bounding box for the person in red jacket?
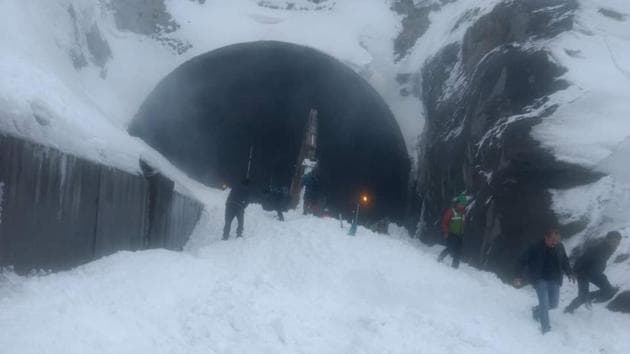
[437,194,467,268]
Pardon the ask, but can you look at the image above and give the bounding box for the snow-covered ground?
[1,188,629,354]
[1,1,630,351]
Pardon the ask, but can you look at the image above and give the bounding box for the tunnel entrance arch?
[130,41,409,222]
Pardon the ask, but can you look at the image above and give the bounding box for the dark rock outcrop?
[614,253,630,264]
[607,291,630,313]
[391,0,434,61]
[106,0,192,54]
[413,0,604,278]
[598,8,627,22]
[67,5,112,77]
[85,25,112,70]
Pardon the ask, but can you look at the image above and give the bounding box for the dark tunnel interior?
[129,41,410,223]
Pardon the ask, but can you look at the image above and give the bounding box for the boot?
[532,306,540,321]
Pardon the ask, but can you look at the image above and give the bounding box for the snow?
[0,0,626,183]
[0,0,180,175]
[2,188,630,354]
[0,0,425,169]
[533,0,630,169]
[536,0,630,293]
[2,1,630,351]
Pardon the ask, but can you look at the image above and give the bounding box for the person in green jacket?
[437,194,467,268]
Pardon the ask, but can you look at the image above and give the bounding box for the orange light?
[361,194,369,204]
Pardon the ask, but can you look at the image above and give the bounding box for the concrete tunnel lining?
[130,41,410,222]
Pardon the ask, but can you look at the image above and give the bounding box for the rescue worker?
[437,194,467,268]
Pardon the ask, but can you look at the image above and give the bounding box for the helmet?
[454,193,467,205]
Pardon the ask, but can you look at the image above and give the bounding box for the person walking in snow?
[437,194,468,268]
[222,178,251,240]
[264,185,288,221]
[302,168,321,216]
[564,231,622,313]
[514,228,574,334]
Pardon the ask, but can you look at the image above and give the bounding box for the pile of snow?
[1,189,629,353]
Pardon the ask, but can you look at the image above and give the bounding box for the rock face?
[67,5,112,77]
[130,41,409,222]
[413,0,604,277]
[391,0,434,61]
[607,291,630,314]
[106,0,192,54]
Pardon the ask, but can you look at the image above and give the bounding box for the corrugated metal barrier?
[0,134,203,273]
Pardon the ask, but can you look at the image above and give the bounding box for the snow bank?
[533,0,630,169]
[0,0,202,198]
[1,190,629,353]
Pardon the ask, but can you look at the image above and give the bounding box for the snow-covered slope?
[1,192,629,353]
[544,0,630,273]
[409,0,630,289]
[0,0,198,195]
[1,0,630,321]
[533,1,630,244]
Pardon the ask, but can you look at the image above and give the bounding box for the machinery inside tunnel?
[130,41,410,222]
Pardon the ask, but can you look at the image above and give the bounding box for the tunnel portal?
[130,41,409,222]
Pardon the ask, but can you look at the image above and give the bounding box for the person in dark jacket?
[302,169,321,216]
[564,231,622,313]
[514,228,574,334]
[264,186,288,221]
[437,194,467,268]
[222,178,251,240]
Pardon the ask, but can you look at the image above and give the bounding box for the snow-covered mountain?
[409,0,630,286]
[1,0,629,311]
